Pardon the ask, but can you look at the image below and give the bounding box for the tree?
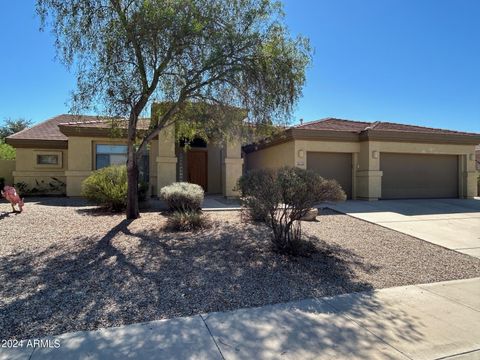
[37,0,311,219]
[0,118,31,160]
[0,118,32,139]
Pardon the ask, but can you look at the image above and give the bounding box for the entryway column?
[222,138,243,198]
[156,123,177,194]
[356,141,382,200]
[460,153,478,199]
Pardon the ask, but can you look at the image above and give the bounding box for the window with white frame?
[95,144,128,169]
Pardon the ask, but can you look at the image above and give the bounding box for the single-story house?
[244,118,480,200]
[6,110,243,198]
[6,109,480,200]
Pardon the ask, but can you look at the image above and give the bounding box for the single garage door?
[307,152,352,198]
[380,153,458,199]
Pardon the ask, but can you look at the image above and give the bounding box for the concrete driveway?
[329,199,480,259]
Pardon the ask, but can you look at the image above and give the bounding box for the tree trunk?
[126,154,140,219]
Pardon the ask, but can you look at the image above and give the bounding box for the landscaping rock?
[299,208,318,221]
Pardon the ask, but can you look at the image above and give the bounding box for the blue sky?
[0,0,479,132]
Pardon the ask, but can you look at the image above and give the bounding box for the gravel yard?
[1,198,480,340]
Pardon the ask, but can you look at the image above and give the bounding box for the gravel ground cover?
[1,198,480,340]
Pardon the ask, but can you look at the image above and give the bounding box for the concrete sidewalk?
[3,278,480,360]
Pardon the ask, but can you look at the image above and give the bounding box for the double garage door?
[380,153,459,199]
[307,152,459,200]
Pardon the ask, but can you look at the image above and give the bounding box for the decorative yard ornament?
[1,186,24,213]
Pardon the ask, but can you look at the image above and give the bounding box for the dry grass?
[1,198,480,340]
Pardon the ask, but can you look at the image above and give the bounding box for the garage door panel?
[380,153,458,199]
[307,152,352,199]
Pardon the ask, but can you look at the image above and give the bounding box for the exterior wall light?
[372,150,379,159]
[469,153,475,161]
[298,149,305,158]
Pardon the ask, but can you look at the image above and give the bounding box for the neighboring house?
[476,145,480,171]
[6,110,480,200]
[244,118,480,200]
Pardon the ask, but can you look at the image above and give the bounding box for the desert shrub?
[237,167,346,255]
[166,210,210,231]
[160,182,204,212]
[81,165,128,211]
[237,172,271,222]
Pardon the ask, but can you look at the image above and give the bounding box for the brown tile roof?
[6,115,71,141]
[6,114,152,142]
[294,118,479,136]
[59,118,151,130]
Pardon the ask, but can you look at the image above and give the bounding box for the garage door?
[380,153,458,199]
[307,152,352,198]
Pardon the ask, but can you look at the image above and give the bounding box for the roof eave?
[243,128,360,153]
[58,124,150,138]
[5,138,68,149]
[361,130,480,145]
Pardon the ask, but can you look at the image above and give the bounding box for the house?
[476,145,480,171]
[6,110,480,200]
[6,108,243,198]
[244,118,480,200]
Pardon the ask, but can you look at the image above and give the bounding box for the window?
[37,154,59,165]
[95,144,128,169]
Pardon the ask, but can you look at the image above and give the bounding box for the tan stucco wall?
[13,148,68,194]
[149,140,158,196]
[0,160,15,186]
[65,136,127,196]
[246,139,478,200]
[245,141,295,170]
[208,143,223,194]
[156,124,177,195]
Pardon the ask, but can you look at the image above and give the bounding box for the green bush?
[167,210,210,231]
[160,182,204,212]
[0,142,15,160]
[237,167,346,255]
[81,165,128,211]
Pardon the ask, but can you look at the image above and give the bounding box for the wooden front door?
[187,150,208,191]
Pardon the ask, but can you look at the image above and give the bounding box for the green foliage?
[160,182,204,212]
[238,167,346,255]
[82,165,128,211]
[0,118,32,139]
[166,210,210,232]
[0,142,15,160]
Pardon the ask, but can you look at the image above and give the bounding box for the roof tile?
[294,117,479,136]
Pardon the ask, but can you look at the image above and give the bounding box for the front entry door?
[187,150,208,191]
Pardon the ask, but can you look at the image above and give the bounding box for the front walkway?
[5,278,480,360]
[329,199,480,259]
